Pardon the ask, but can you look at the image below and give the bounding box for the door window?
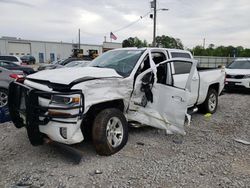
[136,52,167,75]
[0,61,14,67]
[152,52,166,64]
[173,61,192,74]
[172,61,194,91]
[0,56,18,62]
[171,52,191,59]
[157,63,167,85]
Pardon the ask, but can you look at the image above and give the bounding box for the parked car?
[8,48,225,156]
[20,55,36,64]
[0,67,24,107]
[0,55,22,65]
[225,58,250,90]
[37,58,81,71]
[0,60,35,75]
[64,60,91,68]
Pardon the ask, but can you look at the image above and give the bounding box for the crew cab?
[225,58,250,90]
[8,48,225,156]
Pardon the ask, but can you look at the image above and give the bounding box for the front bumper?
[225,78,250,89]
[8,81,85,145]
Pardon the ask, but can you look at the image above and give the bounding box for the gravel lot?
[0,92,250,188]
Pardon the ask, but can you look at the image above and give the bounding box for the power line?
[112,11,152,34]
[78,11,152,39]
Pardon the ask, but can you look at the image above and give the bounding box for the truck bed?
[197,67,221,71]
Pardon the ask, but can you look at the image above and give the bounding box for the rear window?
[173,61,192,74]
[171,52,191,59]
[0,56,18,62]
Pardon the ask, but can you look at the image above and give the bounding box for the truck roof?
[234,58,250,61]
[112,47,191,54]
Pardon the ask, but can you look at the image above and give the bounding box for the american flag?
[110,32,117,40]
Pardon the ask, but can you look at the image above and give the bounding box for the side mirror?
[142,72,154,85]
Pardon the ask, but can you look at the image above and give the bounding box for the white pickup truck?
[9,48,225,156]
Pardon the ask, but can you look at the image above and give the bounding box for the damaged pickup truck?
[8,48,225,156]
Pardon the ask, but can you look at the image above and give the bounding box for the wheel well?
[209,83,219,93]
[87,99,125,115]
[81,99,125,137]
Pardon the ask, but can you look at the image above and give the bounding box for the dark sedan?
[20,55,36,64]
[0,60,35,75]
[37,57,84,71]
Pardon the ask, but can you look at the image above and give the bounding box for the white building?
[0,37,122,63]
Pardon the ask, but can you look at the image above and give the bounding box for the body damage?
[24,77,133,144]
[9,48,203,147]
[72,55,197,136]
[127,58,197,135]
[24,60,195,144]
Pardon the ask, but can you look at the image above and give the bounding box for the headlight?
[51,95,81,105]
[244,74,250,78]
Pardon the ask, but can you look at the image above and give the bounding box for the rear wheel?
[200,88,218,114]
[92,108,128,156]
[0,88,8,108]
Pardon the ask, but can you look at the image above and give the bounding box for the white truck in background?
[9,48,225,156]
[225,58,250,90]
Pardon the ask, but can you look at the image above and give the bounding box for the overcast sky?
[0,0,249,48]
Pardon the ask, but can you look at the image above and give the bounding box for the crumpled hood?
[27,67,122,85]
[225,68,250,75]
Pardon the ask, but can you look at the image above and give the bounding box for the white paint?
[27,67,122,85]
[21,48,225,145]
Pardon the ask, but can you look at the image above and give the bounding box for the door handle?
[192,77,198,81]
[172,96,185,102]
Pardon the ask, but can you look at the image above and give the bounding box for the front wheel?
[200,88,218,114]
[0,88,8,108]
[92,108,128,156]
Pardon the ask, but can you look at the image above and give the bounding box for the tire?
[0,88,8,108]
[200,88,218,114]
[92,108,128,156]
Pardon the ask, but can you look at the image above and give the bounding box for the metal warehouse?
[0,36,122,63]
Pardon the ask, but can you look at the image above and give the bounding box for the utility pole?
[150,1,168,47]
[203,38,206,49]
[78,28,81,50]
[152,0,157,47]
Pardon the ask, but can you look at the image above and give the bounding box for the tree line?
[122,36,250,57]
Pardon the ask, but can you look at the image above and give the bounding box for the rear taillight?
[9,74,25,83]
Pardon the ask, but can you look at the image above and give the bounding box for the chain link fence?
[194,56,236,68]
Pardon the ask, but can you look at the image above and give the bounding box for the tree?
[190,44,250,57]
[241,48,250,57]
[192,45,206,56]
[155,35,184,49]
[208,44,215,49]
[122,37,148,48]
